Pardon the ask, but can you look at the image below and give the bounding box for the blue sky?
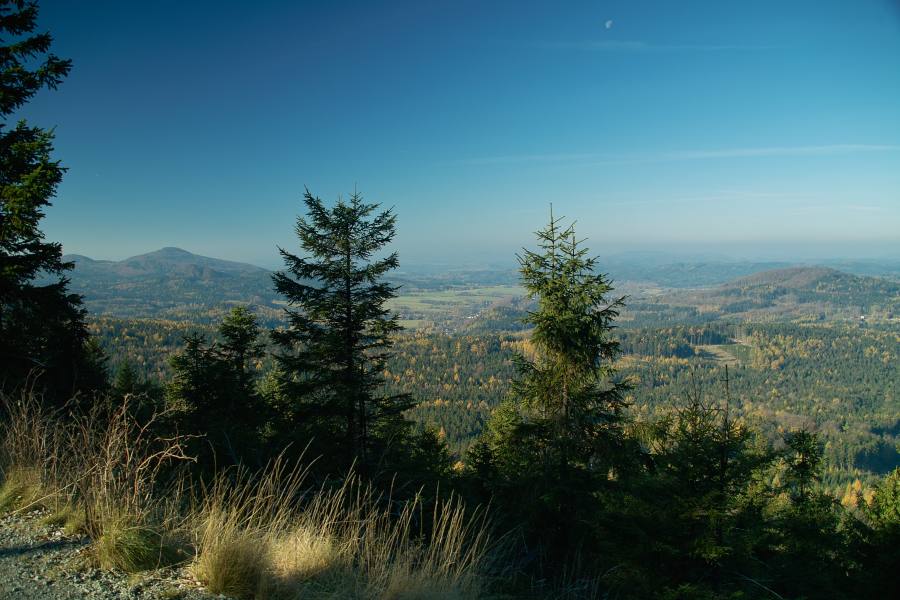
[17,0,900,267]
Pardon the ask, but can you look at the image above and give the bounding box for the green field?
[387,285,525,329]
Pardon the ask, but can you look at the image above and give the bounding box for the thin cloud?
[604,199,889,215]
[660,144,900,160]
[785,204,887,216]
[604,192,809,209]
[534,40,780,52]
[846,204,884,212]
[712,189,807,199]
[459,144,900,166]
[460,152,604,166]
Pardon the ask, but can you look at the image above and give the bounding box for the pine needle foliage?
[514,208,630,474]
[165,306,266,469]
[469,208,635,574]
[0,0,103,398]
[272,189,412,476]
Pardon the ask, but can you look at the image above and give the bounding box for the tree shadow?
[0,537,84,559]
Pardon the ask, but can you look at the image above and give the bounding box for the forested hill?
[659,266,900,321]
[63,248,280,322]
[720,266,900,313]
[726,265,899,294]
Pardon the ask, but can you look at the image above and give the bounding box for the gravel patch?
[0,509,221,600]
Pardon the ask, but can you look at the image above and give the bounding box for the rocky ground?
[0,509,216,600]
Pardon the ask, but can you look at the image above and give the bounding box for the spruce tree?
[218,305,265,403]
[272,189,412,477]
[513,209,630,474]
[767,429,849,598]
[166,307,265,469]
[782,429,823,504]
[112,361,139,398]
[470,209,633,568]
[853,468,900,596]
[0,0,98,398]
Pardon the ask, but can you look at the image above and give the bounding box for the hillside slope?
[667,266,899,320]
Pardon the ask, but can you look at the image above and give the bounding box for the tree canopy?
[271,189,415,478]
[0,0,102,398]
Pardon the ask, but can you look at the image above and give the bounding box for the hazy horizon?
[65,239,900,274]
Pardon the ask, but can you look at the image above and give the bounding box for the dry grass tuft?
[0,468,42,512]
[270,524,344,584]
[191,459,309,597]
[71,398,193,572]
[95,517,176,572]
[193,509,269,598]
[190,462,493,600]
[358,494,491,600]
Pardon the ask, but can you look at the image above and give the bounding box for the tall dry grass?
[0,387,69,513]
[192,462,494,599]
[67,398,194,570]
[0,390,193,571]
[2,391,498,597]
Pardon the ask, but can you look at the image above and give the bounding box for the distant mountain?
[67,247,268,279]
[817,259,900,281]
[63,248,280,323]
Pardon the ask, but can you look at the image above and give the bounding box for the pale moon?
[604,19,614,29]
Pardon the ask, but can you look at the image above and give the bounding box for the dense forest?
[86,317,899,493]
[2,2,899,599]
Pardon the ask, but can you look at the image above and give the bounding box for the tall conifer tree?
[272,189,412,476]
[470,208,632,567]
[0,0,99,398]
[514,209,630,473]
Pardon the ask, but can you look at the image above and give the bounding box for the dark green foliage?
[622,321,900,485]
[513,212,629,453]
[112,361,140,398]
[758,430,852,599]
[782,429,822,503]
[607,381,775,598]
[852,468,900,595]
[866,467,900,528]
[110,359,164,424]
[0,1,71,115]
[468,211,635,573]
[388,332,518,455]
[88,316,219,379]
[218,306,265,394]
[271,189,417,479]
[86,314,899,486]
[617,325,733,357]
[165,307,266,469]
[0,0,103,399]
